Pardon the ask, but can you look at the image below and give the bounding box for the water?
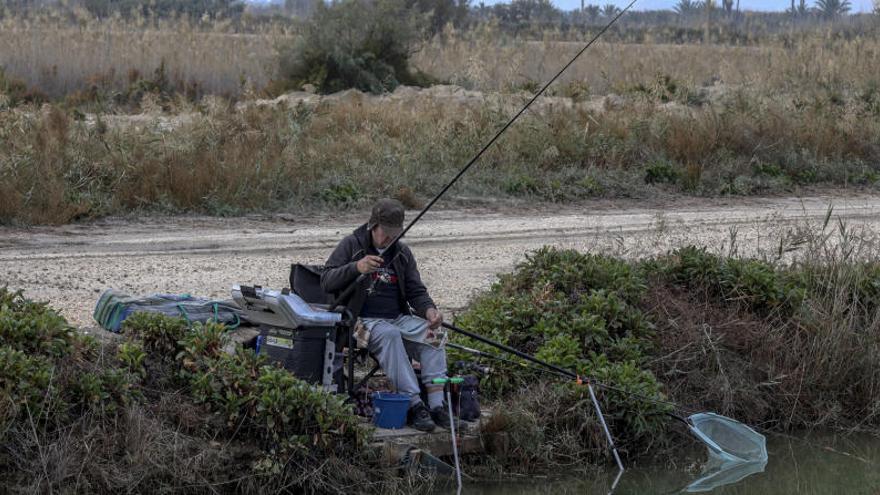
[456,432,880,494]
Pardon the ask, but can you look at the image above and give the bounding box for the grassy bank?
[2,82,879,224]
[0,289,421,493]
[451,218,880,471]
[2,219,879,487]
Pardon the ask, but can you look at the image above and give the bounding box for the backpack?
[93,289,243,332]
[454,375,481,421]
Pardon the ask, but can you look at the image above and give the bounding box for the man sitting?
[320,198,449,432]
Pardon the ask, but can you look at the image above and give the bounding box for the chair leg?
[356,358,382,392]
[347,328,356,395]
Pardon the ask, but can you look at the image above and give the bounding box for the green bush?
[173,322,365,452]
[319,180,362,206]
[122,312,188,355]
[0,289,77,358]
[648,246,803,315]
[455,247,666,452]
[0,288,135,434]
[0,348,56,425]
[581,354,671,443]
[644,160,681,185]
[276,0,431,94]
[502,247,647,302]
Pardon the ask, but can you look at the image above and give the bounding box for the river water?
[460,432,880,494]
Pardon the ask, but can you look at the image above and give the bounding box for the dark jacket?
[320,224,436,318]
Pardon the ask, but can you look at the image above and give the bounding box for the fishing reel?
[453,360,491,377]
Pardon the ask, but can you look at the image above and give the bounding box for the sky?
[550,0,876,12]
[252,0,877,11]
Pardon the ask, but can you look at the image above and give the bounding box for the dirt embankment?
[1,193,879,330]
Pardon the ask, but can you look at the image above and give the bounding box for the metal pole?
[447,386,463,493]
[445,321,625,491]
[587,382,625,493]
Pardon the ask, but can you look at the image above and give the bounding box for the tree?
[284,0,315,18]
[786,0,809,16]
[674,0,702,16]
[815,0,852,18]
[406,0,471,35]
[721,0,734,14]
[601,3,620,18]
[80,0,245,18]
[494,0,561,26]
[584,4,601,22]
[276,0,427,94]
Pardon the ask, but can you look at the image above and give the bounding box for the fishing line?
[449,328,880,467]
[331,0,639,307]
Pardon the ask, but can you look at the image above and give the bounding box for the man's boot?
[430,404,453,430]
[408,402,436,432]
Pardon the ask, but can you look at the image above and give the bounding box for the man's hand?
[425,307,443,330]
[356,255,384,274]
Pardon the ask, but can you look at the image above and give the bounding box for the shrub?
[0,348,56,425]
[502,247,647,302]
[0,68,46,107]
[644,160,681,185]
[122,312,188,356]
[319,180,362,206]
[0,288,77,358]
[172,322,365,453]
[276,0,431,94]
[583,354,671,444]
[455,247,666,454]
[648,246,803,315]
[117,341,147,377]
[0,288,135,434]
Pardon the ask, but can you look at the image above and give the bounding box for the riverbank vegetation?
[2,217,878,488]
[0,287,420,493]
[453,215,880,471]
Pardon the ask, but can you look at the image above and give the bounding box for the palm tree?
[788,0,810,16]
[816,0,852,18]
[601,3,620,18]
[721,0,734,14]
[584,4,601,22]
[674,0,702,15]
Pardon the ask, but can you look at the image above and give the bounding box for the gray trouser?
[363,315,447,404]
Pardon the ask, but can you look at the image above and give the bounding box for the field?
[1,13,879,225]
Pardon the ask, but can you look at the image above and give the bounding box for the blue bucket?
[372,392,410,429]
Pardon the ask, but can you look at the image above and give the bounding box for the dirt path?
[2,193,879,330]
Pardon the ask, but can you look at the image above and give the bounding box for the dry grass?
[648,217,880,431]
[2,80,879,224]
[0,14,292,98]
[415,26,880,94]
[2,14,880,100]
[1,13,879,224]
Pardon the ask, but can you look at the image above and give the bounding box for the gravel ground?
[2,193,879,331]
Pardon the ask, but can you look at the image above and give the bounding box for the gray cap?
[368,198,405,236]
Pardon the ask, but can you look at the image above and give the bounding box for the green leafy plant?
[122,312,188,355]
[117,341,147,377]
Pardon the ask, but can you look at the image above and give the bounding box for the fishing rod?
[444,321,880,470]
[326,4,639,491]
[330,0,639,308]
[443,323,626,491]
